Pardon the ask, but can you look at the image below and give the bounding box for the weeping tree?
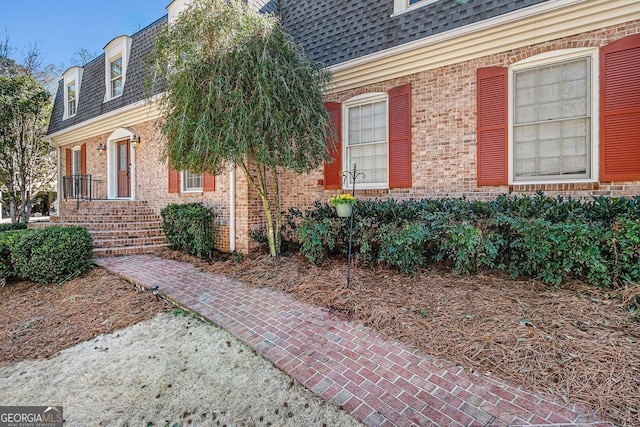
[151,0,333,256]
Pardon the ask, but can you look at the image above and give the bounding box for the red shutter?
[600,34,640,182]
[323,101,342,190]
[203,173,215,191]
[168,158,179,193]
[80,143,87,175]
[388,83,412,188]
[65,148,72,176]
[477,67,508,186]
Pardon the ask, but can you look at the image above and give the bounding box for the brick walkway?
[96,255,609,427]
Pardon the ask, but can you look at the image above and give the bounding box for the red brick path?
[96,255,610,427]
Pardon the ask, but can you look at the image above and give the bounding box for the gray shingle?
[279,0,550,67]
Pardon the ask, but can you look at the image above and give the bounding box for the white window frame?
[181,170,203,193]
[109,56,123,99]
[508,48,599,185]
[342,92,389,190]
[392,0,438,16]
[103,35,132,102]
[62,66,82,120]
[67,81,77,117]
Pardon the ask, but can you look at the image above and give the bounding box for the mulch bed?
[157,248,640,426]
[0,267,171,366]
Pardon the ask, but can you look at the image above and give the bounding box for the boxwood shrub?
[161,203,215,259]
[0,230,25,283]
[11,226,94,284]
[0,222,27,233]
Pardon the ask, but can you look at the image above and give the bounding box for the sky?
[1,0,170,74]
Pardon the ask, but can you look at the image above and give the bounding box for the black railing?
[62,175,106,208]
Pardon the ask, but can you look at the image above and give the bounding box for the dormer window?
[103,35,132,102]
[62,66,83,120]
[67,82,77,116]
[110,56,123,98]
[393,0,438,15]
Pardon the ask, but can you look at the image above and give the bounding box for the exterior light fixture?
[150,285,159,301]
[96,142,106,156]
[131,135,140,149]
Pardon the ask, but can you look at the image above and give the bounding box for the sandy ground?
[0,311,361,427]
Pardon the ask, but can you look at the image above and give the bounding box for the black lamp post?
[343,164,365,289]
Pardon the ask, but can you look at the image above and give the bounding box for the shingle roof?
[279,0,550,67]
[47,16,167,136]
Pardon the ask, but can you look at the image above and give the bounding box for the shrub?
[498,216,609,287]
[0,222,27,233]
[0,230,25,283]
[161,203,215,259]
[607,219,640,285]
[377,221,430,275]
[11,226,93,284]
[297,216,341,265]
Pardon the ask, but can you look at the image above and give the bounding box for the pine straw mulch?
[0,267,171,367]
[157,248,640,426]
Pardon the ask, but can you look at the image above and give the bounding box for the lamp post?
[343,164,365,289]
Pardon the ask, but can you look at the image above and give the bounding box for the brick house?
[45,0,640,255]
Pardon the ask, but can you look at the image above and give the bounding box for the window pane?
[112,78,123,98]
[72,150,81,175]
[111,57,122,78]
[184,171,203,191]
[513,57,591,181]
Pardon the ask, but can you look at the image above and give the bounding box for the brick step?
[53,214,162,223]
[49,221,164,231]
[93,243,170,257]
[92,235,168,249]
[90,228,166,240]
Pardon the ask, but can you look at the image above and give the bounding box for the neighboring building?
[46,0,640,255]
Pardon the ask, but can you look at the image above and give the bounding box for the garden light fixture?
[150,285,159,301]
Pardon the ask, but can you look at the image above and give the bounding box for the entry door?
[117,139,130,198]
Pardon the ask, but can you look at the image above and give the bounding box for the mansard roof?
[47,16,167,136]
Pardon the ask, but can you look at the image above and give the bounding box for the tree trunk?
[270,165,282,255]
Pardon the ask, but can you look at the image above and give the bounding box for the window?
[344,94,388,188]
[103,36,131,102]
[182,170,203,192]
[510,51,596,182]
[72,148,82,176]
[62,66,82,120]
[67,82,77,117]
[110,56,123,98]
[513,57,591,180]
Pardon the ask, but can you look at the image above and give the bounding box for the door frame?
[106,128,136,200]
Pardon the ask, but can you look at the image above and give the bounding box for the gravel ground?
[0,311,361,427]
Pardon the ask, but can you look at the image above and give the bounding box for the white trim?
[103,35,132,102]
[507,48,599,185]
[46,94,163,147]
[167,0,190,25]
[342,92,389,190]
[106,128,136,200]
[327,0,637,92]
[392,0,439,17]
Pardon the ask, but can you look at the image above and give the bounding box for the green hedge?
[161,203,215,259]
[290,193,640,287]
[10,226,94,284]
[0,223,27,233]
[0,230,25,282]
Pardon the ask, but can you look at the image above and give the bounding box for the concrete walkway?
[96,255,609,427]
